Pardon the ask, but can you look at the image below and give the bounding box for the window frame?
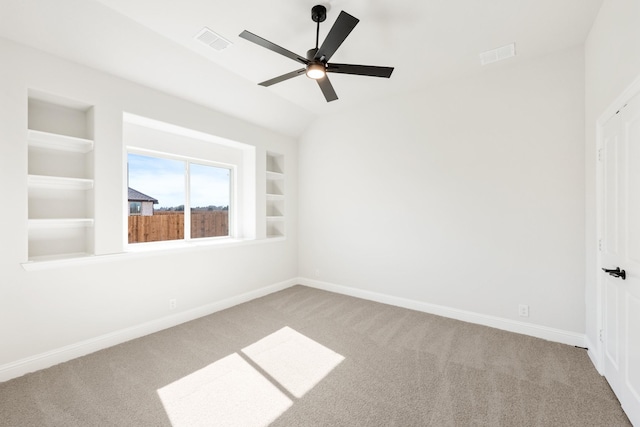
[126,147,236,248]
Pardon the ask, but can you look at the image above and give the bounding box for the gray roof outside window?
[127,187,158,204]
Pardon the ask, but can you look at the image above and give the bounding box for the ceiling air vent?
[195,27,232,51]
[480,43,516,65]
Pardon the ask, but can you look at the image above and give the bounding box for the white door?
[601,93,640,425]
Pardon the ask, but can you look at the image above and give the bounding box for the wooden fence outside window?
[128,211,229,243]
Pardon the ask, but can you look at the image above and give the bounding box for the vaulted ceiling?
[0,0,603,137]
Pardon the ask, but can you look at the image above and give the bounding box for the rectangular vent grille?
[195,27,232,51]
[480,43,516,65]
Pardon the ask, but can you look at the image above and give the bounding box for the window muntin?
[127,152,231,244]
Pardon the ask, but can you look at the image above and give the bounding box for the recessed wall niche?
[26,90,95,262]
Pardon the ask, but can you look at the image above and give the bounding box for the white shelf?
[28,129,93,153]
[266,193,285,200]
[28,218,94,230]
[28,175,94,190]
[266,171,284,180]
[266,216,285,221]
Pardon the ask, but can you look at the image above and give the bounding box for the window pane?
[129,202,141,215]
[128,154,185,243]
[190,163,230,238]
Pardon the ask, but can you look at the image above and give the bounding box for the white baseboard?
[0,278,297,383]
[1,277,588,383]
[585,336,603,374]
[298,277,586,347]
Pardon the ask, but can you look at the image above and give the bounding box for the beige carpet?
[0,285,631,426]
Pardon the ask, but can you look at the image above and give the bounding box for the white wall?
[584,0,640,362]
[299,46,586,334]
[0,38,298,373]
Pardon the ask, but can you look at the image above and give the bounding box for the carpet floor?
[0,285,631,426]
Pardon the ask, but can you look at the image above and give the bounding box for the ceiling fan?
[239,4,394,102]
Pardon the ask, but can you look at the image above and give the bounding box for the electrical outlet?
[518,304,529,317]
[169,299,177,310]
[314,268,320,278]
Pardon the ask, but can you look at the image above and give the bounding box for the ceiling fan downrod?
[311,5,327,49]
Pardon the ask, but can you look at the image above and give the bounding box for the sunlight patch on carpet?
[157,327,344,425]
[242,326,345,398]
[157,353,292,427]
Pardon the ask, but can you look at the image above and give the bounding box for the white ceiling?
[0,0,603,137]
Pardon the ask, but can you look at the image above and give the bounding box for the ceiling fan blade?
[317,76,338,102]
[259,69,306,87]
[315,11,359,62]
[327,63,394,78]
[239,30,308,65]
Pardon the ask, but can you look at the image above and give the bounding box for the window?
[123,113,256,247]
[127,152,231,244]
[129,202,142,215]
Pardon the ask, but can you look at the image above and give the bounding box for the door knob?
[602,267,626,280]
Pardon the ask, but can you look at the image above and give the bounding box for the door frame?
[593,73,640,374]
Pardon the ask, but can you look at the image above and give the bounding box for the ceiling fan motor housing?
[306,48,320,61]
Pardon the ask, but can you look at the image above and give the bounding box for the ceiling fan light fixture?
[306,62,326,79]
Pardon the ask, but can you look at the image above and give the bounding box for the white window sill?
[21,236,286,271]
[125,236,244,253]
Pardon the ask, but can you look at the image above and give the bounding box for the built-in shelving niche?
[266,152,285,238]
[26,90,95,262]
